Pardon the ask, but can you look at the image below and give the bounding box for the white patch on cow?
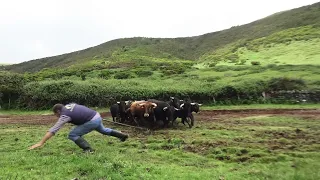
[117,101,120,104]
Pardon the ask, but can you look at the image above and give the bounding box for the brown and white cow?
[129,101,157,126]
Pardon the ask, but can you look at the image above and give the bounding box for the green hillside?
[5,2,320,73]
[1,2,320,109]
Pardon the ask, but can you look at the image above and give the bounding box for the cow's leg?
[184,117,192,128]
[189,113,195,127]
[116,115,121,122]
[181,118,186,125]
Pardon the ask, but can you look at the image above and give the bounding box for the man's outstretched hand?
[28,142,44,150]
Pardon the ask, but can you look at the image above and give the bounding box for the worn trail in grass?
[0,110,319,180]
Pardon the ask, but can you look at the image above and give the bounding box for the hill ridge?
[5,2,320,73]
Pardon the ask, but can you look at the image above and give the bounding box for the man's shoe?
[110,130,129,142]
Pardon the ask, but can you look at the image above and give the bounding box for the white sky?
[0,0,319,64]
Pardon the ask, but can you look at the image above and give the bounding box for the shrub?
[267,77,306,91]
[236,59,246,65]
[134,70,153,77]
[99,70,113,79]
[0,72,26,109]
[208,63,217,67]
[213,66,231,72]
[251,61,261,66]
[114,72,134,79]
[160,65,186,76]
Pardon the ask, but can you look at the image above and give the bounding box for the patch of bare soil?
[196,109,320,122]
[0,115,57,125]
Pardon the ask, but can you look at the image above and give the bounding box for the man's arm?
[28,132,54,150]
[29,115,71,150]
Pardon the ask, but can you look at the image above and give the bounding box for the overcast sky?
[0,0,318,64]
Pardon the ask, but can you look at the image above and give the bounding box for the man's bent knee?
[68,133,79,142]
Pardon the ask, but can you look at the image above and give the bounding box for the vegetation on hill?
[5,2,320,73]
[0,2,320,109]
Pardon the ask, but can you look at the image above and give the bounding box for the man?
[29,103,129,152]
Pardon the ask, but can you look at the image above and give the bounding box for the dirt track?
[0,109,319,125]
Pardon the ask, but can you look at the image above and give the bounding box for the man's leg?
[94,118,128,142]
[69,120,99,152]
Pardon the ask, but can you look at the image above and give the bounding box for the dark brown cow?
[129,101,157,126]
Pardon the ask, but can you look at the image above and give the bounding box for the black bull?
[174,102,202,128]
[147,99,179,128]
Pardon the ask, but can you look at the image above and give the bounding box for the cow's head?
[138,102,157,117]
[163,105,179,122]
[191,103,202,113]
[117,101,126,112]
[180,101,192,114]
[169,97,182,109]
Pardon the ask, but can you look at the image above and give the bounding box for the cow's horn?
[152,103,157,107]
[163,107,168,111]
[138,103,146,106]
[198,104,202,106]
[191,103,196,105]
[174,108,179,111]
[180,103,184,108]
[170,97,174,99]
[117,101,120,104]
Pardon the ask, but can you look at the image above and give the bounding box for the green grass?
[1,112,319,179]
[237,38,320,66]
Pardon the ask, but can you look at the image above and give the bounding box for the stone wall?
[265,90,320,103]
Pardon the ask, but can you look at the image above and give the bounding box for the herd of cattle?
[109,97,202,129]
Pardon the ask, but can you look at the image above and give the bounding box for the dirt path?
[0,109,319,125]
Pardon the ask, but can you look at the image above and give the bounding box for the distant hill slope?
[6,2,320,73]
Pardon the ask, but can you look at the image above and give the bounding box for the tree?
[0,72,26,108]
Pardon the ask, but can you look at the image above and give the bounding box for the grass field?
[1,108,319,180]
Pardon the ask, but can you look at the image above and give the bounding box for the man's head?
[52,104,64,117]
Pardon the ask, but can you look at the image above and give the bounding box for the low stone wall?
[265,90,320,103]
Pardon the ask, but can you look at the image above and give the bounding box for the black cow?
[174,101,202,128]
[148,99,178,128]
[187,102,202,126]
[167,97,183,110]
[110,101,128,122]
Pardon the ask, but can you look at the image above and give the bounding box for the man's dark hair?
[52,104,64,113]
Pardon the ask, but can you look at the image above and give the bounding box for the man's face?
[54,110,61,117]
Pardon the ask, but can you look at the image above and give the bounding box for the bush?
[99,70,113,79]
[0,72,26,109]
[160,65,186,76]
[114,72,134,79]
[267,77,306,91]
[208,63,217,67]
[236,59,246,65]
[213,66,231,72]
[251,61,261,66]
[134,70,153,77]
